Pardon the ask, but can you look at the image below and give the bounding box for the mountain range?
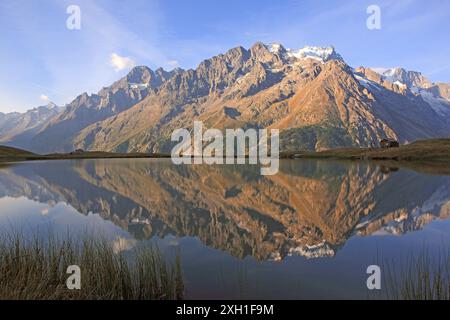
[0,103,62,147]
[1,42,449,153]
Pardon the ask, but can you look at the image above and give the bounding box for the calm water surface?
[0,159,448,299]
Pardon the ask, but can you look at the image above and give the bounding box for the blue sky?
[1,0,449,113]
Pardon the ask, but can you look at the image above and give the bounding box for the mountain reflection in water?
[0,159,448,261]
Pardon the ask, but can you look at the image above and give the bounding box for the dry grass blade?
[0,231,183,300]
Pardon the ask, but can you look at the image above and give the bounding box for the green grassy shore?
[282,138,450,162]
[1,138,450,163]
[0,145,170,162]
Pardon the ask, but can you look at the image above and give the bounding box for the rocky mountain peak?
[76,92,91,104]
[370,67,432,89]
[266,43,287,54]
[262,43,343,64]
[42,101,57,109]
[287,45,342,62]
[30,103,62,116]
[126,66,153,84]
[249,42,276,63]
[222,46,250,67]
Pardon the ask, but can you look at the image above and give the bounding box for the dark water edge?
[0,159,448,299]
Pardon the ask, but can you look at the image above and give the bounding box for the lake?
[0,159,449,299]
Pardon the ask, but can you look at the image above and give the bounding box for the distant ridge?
[0,145,36,157]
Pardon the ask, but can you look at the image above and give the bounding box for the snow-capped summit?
[266,43,287,54]
[0,102,63,142]
[287,45,342,62]
[265,43,342,63]
[370,67,431,89]
[364,66,450,116]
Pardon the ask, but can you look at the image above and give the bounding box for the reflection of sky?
[0,196,131,241]
[157,220,450,299]
[1,195,449,299]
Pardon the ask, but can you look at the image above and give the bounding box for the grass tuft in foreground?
[0,233,183,300]
[383,246,449,300]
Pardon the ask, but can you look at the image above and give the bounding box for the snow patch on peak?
[263,43,342,63]
[419,90,450,115]
[371,67,402,84]
[267,43,283,53]
[371,67,400,77]
[288,241,335,259]
[370,67,431,89]
[129,83,150,90]
[354,74,381,91]
[393,80,407,89]
[287,46,341,62]
[382,68,398,77]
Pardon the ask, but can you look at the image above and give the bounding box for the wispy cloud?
[110,53,136,72]
[166,60,180,68]
[0,0,171,111]
[39,94,50,102]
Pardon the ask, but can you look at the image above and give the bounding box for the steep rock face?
[73,45,342,152]
[18,66,182,153]
[0,103,63,146]
[372,67,432,88]
[355,68,447,141]
[275,61,397,150]
[428,83,450,101]
[368,67,450,119]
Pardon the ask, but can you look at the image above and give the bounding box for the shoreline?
[2,138,450,164]
[281,138,450,162]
